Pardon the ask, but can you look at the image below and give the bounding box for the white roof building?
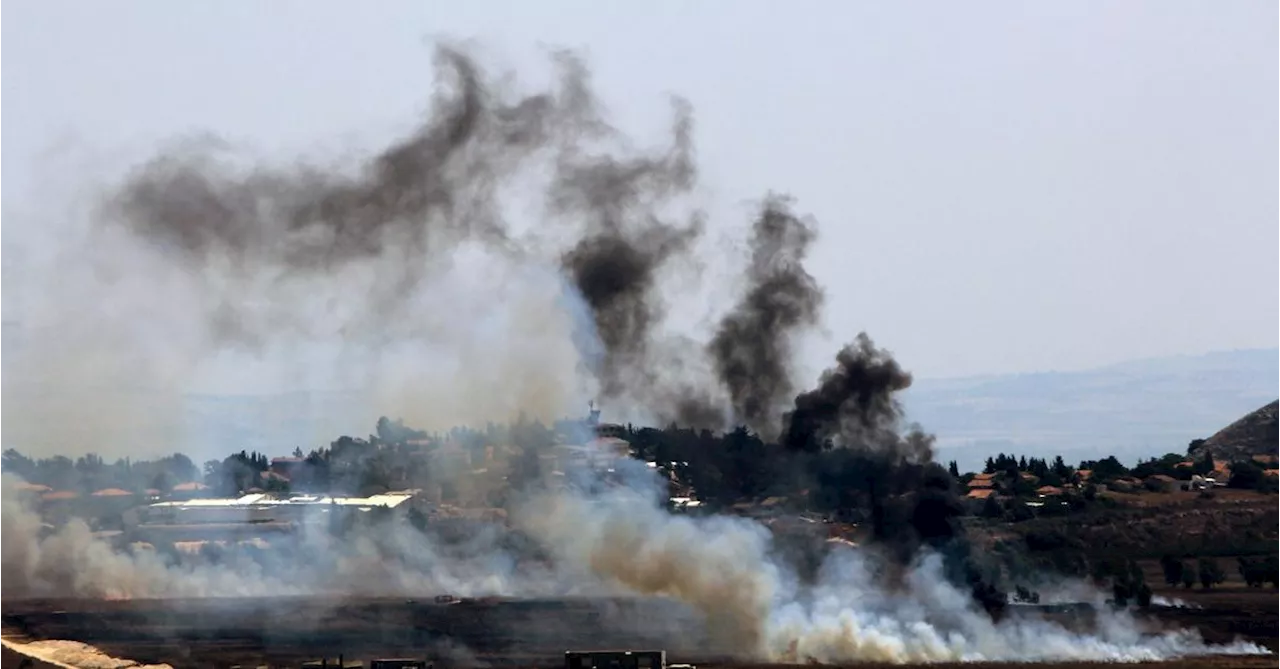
[149,491,416,510]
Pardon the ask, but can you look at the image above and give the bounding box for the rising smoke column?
[782,333,927,459]
[774,334,1012,611]
[709,195,823,438]
[551,97,716,424]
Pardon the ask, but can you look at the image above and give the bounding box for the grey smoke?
[2,43,1269,665]
[709,195,823,438]
[96,44,725,430]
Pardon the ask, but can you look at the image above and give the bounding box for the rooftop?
[150,491,416,510]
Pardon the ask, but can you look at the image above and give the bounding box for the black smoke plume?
[709,195,823,439]
[781,335,1006,614]
[107,47,572,342]
[551,97,709,420]
[781,333,927,459]
[100,45,714,421]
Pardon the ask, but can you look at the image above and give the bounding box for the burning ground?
[1,44,1271,664]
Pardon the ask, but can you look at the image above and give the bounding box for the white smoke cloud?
[509,465,1269,663]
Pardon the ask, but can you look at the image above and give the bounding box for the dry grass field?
[2,591,1273,669]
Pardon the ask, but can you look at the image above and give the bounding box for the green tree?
[1135,582,1153,608]
[1078,456,1128,481]
[1180,561,1197,589]
[1227,460,1266,490]
[1051,455,1072,479]
[980,494,1002,518]
[1236,556,1278,588]
[1193,450,1215,477]
[1197,557,1225,589]
[1266,556,1280,588]
[1159,554,1183,587]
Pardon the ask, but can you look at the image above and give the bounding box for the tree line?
[4,419,1275,508]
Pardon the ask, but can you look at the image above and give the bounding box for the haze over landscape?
[3,1,1275,464]
[1,4,1277,668]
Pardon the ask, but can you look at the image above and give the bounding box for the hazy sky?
[3,1,1276,381]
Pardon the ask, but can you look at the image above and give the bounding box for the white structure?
[131,491,417,527]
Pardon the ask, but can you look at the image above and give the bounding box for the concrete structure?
[565,650,666,669]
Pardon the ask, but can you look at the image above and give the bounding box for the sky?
[1,2,1277,462]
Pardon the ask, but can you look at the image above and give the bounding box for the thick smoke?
[516,474,1266,662]
[709,195,823,438]
[94,45,726,434]
[1,473,573,600]
[552,97,714,423]
[782,333,927,459]
[776,335,1014,612]
[103,46,593,350]
[2,43,1268,665]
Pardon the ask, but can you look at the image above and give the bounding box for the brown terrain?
[1,586,1274,669]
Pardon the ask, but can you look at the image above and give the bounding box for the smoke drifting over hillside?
[2,44,1268,664]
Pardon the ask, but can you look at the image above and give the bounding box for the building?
[125,491,418,543]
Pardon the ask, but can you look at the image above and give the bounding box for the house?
[966,488,997,500]
[1035,486,1064,497]
[92,488,134,498]
[967,475,995,490]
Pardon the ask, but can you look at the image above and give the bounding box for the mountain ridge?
[904,347,1278,471]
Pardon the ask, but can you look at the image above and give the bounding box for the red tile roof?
[92,488,134,497]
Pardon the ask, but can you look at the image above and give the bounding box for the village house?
[967,472,996,490]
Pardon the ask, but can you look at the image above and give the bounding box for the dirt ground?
[1,593,1274,669]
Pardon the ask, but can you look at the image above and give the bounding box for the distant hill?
[903,348,1279,472]
[1190,400,1279,463]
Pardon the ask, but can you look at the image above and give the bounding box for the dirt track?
[1,593,1274,669]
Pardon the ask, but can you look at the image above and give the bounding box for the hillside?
[1191,400,1280,463]
[903,348,1279,471]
